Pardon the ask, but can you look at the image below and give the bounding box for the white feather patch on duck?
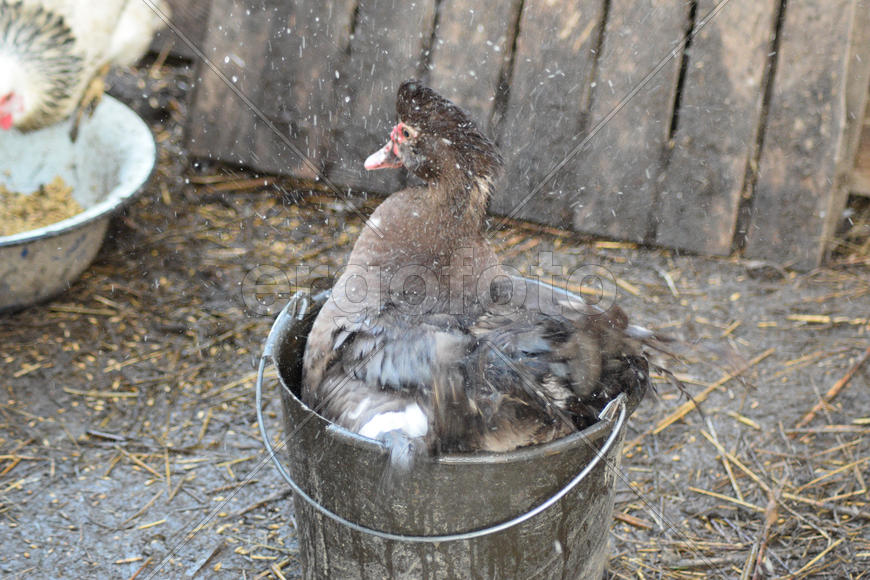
[358,404,429,440]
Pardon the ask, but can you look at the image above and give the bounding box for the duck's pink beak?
[364,125,404,170]
[364,141,402,170]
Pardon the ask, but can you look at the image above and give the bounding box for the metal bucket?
[256,279,629,579]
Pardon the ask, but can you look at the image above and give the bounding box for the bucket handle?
[256,296,627,544]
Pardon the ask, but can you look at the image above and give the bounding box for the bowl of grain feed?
[0,95,155,311]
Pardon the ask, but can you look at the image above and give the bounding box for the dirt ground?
[1,62,868,579]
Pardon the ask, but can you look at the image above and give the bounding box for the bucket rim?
[279,371,613,464]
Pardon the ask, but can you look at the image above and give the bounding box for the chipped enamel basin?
[0,96,155,311]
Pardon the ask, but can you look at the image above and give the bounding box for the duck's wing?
[302,300,473,465]
[465,311,592,450]
[465,304,652,449]
[559,302,653,418]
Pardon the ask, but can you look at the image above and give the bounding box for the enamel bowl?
[0,96,155,311]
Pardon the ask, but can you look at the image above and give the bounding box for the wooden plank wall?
[184,0,870,268]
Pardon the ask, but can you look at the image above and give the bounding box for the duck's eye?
[402,127,410,139]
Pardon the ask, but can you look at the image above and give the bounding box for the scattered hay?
[0,176,81,236]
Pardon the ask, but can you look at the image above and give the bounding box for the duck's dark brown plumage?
[302,80,653,466]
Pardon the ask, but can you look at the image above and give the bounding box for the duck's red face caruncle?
[364,121,417,171]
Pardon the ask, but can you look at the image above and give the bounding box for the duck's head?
[365,80,503,193]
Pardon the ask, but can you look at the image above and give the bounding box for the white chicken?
[0,0,169,133]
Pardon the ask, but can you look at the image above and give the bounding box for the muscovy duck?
[302,80,655,467]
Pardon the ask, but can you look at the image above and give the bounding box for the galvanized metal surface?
[259,280,629,579]
[0,96,156,311]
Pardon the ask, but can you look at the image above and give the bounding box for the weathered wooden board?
[571,1,689,242]
[841,9,870,196]
[655,0,778,255]
[834,3,870,208]
[745,0,870,268]
[492,0,606,227]
[427,0,517,132]
[257,1,357,178]
[186,0,267,169]
[151,0,213,60]
[847,53,870,198]
[187,0,354,178]
[853,108,870,195]
[325,0,437,194]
